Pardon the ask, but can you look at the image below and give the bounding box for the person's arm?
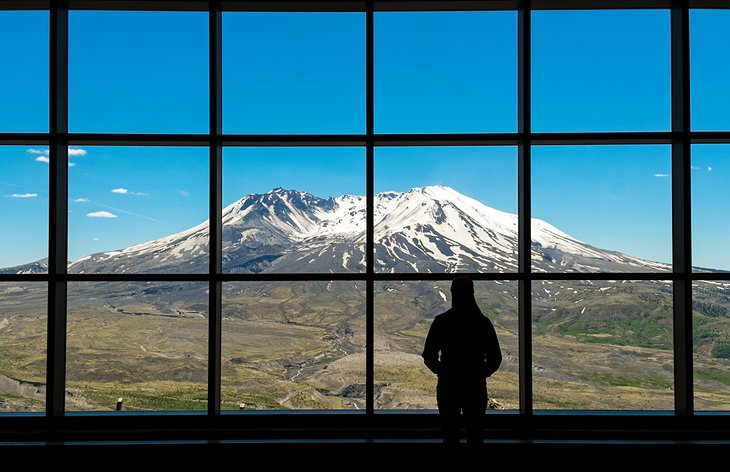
[422,317,442,375]
[483,319,502,378]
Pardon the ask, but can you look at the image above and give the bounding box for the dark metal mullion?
[222,135,366,146]
[208,0,223,416]
[530,132,674,145]
[46,0,69,417]
[0,133,49,145]
[518,0,533,416]
[28,271,694,283]
[365,0,375,416]
[691,131,730,143]
[14,130,730,148]
[671,0,693,416]
[67,133,210,146]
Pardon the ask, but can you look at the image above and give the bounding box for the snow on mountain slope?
[65,185,670,275]
[0,258,49,275]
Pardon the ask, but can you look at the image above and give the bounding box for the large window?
[1,1,729,416]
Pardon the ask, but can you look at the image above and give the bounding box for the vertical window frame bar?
[671,0,693,416]
[46,0,69,417]
[208,0,223,415]
[366,0,375,415]
[518,0,533,415]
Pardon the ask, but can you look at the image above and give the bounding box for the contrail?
[87,201,162,223]
[0,180,43,193]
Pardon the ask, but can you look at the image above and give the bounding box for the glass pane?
[0,282,46,412]
[66,282,208,411]
[375,11,517,133]
[223,12,364,134]
[532,145,671,272]
[68,146,208,274]
[691,10,730,131]
[692,145,730,272]
[0,11,48,132]
[694,281,730,410]
[532,10,670,132]
[375,147,517,273]
[222,147,365,273]
[0,146,48,273]
[222,281,365,410]
[69,11,208,133]
[533,280,674,410]
[375,281,518,409]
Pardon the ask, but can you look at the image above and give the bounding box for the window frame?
[0,0,729,427]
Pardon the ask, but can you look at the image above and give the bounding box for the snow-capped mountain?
[60,185,670,275]
[0,258,49,275]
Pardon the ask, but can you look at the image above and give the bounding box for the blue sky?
[224,13,365,134]
[532,146,672,264]
[0,9,728,270]
[224,148,365,204]
[532,10,670,132]
[375,11,516,133]
[375,147,517,212]
[67,147,209,261]
[69,11,209,133]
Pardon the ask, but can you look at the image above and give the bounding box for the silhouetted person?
[422,276,502,469]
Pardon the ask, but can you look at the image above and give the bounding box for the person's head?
[450,276,476,309]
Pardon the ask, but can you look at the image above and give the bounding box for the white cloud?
[7,193,38,198]
[73,198,90,203]
[176,189,190,198]
[27,147,87,156]
[88,202,161,223]
[68,148,87,157]
[708,166,713,172]
[87,211,117,218]
[27,148,49,156]
[92,237,100,241]
[34,155,76,167]
[112,187,148,196]
[654,173,669,177]
[28,147,85,167]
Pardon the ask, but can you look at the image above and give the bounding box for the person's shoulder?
[432,309,453,323]
[479,313,496,327]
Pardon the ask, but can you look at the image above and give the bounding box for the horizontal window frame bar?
[530,132,676,145]
[373,134,520,146]
[222,135,367,146]
[530,0,672,9]
[69,1,211,11]
[373,1,518,11]
[222,1,366,12]
[690,272,730,280]
[66,134,211,146]
[3,1,730,12]
[0,274,49,282]
[689,132,730,144]
[0,1,49,10]
[5,132,730,147]
[0,133,50,145]
[5,272,729,283]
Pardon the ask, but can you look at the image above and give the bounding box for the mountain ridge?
[3,186,672,275]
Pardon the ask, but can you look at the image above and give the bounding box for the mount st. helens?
[3,186,730,411]
[13,185,668,276]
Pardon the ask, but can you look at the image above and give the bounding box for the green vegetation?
[68,384,208,411]
[1,279,729,411]
[695,368,730,388]
[590,372,672,389]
